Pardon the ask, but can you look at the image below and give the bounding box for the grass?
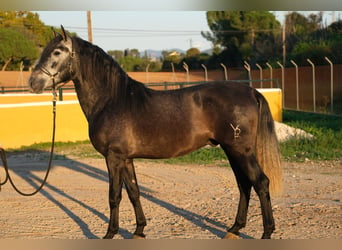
[280,110,342,162]
[6,110,342,164]
[8,141,102,160]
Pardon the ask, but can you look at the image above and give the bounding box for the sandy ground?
[0,153,341,239]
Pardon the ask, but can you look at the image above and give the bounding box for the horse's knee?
[109,193,122,208]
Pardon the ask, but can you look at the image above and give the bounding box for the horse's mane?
[72,36,151,114]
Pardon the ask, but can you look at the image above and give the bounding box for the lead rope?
[0,87,57,196]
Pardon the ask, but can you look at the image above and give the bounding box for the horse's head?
[29,25,74,93]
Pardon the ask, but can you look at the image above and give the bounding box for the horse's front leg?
[123,159,146,238]
[103,153,124,239]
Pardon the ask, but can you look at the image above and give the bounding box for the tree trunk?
[1,57,12,71]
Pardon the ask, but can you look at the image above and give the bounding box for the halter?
[40,67,59,82]
[0,48,76,195]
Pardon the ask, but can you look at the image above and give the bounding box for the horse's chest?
[88,117,128,155]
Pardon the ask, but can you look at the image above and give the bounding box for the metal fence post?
[171,62,176,82]
[244,61,251,87]
[146,63,150,83]
[266,62,273,88]
[220,63,228,81]
[290,60,299,110]
[201,64,208,81]
[276,61,285,109]
[307,58,316,112]
[324,57,334,113]
[183,62,189,83]
[256,63,263,88]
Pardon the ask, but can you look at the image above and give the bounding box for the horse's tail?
[255,91,283,196]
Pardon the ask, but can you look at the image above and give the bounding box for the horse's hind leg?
[224,156,252,238]
[123,159,147,238]
[223,148,275,239]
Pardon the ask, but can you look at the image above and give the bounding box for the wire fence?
[1,60,341,115]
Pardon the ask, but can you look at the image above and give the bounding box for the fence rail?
[1,60,341,115]
[0,79,279,98]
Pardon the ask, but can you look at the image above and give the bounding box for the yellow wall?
[257,88,282,122]
[0,100,88,149]
[0,89,282,149]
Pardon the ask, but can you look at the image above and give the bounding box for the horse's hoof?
[132,233,146,239]
[103,234,114,239]
[223,232,241,239]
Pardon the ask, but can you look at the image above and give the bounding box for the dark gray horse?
[28,26,282,239]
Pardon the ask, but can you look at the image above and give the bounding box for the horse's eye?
[53,51,61,56]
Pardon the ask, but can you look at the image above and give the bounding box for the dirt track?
[0,154,341,239]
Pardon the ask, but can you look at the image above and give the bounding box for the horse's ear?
[60,25,68,41]
[52,27,59,38]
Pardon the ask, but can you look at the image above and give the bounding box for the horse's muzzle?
[28,78,45,94]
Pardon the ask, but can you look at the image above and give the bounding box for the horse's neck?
[73,60,130,122]
[71,43,117,120]
[72,78,107,121]
[71,39,147,121]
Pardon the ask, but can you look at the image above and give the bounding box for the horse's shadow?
[1,150,250,239]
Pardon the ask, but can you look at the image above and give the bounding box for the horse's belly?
[128,132,209,159]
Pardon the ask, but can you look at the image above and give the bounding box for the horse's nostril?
[28,77,43,94]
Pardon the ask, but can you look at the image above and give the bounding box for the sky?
[36,11,213,52]
[36,11,341,53]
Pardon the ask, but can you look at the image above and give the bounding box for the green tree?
[118,54,162,72]
[323,20,342,64]
[182,48,211,70]
[0,11,57,70]
[0,11,52,47]
[290,42,332,65]
[0,27,38,70]
[22,11,52,47]
[285,14,341,66]
[186,47,200,58]
[161,50,184,71]
[130,49,140,58]
[146,61,162,72]
[202,11,281,66]
[107,50,124,60]
[123,48,140,58]
[285,12,323,55]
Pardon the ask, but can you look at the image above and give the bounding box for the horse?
[28,26,282,239]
